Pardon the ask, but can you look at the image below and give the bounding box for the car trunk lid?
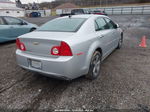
[19,31,75,57]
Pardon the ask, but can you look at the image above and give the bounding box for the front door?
[0,17,13,42]
[104,18,120,48]
[4,17,30,38]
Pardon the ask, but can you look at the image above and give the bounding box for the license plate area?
[30,59,42,69]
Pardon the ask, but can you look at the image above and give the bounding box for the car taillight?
[51,46,60,55]
[16,38,20,49]
[16,38,26,51]
[51,41,72,56]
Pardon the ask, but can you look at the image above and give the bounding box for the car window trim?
[0,17,7,25]
[0,17,4,25]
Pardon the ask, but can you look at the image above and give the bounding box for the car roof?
[62,14,107,19]
[0,16,17,18]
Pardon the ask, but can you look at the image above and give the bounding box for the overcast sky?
[11,0,54,4]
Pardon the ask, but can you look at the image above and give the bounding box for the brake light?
[16,38,26,51]
[51,41,72,56]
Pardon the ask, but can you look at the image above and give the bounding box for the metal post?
[99,0,101,8]
[142,6,144,15]
[131,7,133,14]
[121,7,123,15]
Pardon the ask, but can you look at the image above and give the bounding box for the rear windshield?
[37,18,87,32]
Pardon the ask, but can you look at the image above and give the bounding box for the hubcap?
[92,54,101,77]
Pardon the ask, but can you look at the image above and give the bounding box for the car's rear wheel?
[86,51,101,80]
[117,35,123,49]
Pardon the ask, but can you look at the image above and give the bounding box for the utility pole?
[37,0,39,3]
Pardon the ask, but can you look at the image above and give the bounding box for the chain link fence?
[95,5,150,15]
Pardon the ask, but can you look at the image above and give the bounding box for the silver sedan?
[16,15,123,80]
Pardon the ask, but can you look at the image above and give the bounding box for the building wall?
[0,2,25,17]
[0,10,25,17]
[56,9,72,15]
[0,2,16,8]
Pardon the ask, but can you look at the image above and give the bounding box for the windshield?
[38,18,87,32]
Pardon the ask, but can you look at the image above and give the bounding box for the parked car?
[16,15,123,80]
[60,8,90,17]
[92,10,107,15]
[71,9,90,15]
[60,13,71,17]
[30,12,41,17]
[0,16,38,43]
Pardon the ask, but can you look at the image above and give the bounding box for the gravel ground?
[0,15,150,112]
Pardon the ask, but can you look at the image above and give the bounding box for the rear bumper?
[16,50,86,80]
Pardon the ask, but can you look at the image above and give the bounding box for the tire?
[117,35,123,49]
[30,28,36,32]
[86,51,101,80]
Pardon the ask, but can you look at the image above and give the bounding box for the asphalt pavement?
[0,15,150,112]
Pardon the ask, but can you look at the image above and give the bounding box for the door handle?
[98,35,104,38]
[10,26,14,28]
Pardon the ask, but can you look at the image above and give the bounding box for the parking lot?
[0,15,150,111]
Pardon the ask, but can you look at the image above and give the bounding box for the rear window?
[38,18,87,32]
[71,9,84,14]
[0,18,4,25]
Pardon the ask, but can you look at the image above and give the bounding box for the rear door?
[95,17,115,57]
[4,17,30,38]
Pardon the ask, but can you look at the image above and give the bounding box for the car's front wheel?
[86,51,101,80]
[117,35,123,49]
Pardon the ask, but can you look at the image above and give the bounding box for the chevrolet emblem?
[33,42,39,45]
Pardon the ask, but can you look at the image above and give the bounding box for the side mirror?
[116,24,120,28]
[114,24,119,29]
[20,21,27,25]
[96,29,99,31]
